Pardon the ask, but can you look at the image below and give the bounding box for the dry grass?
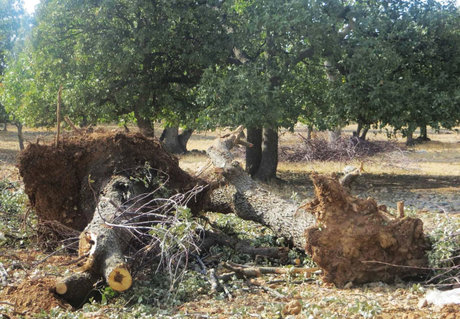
[1,124,458,178]
[277,125,460,177]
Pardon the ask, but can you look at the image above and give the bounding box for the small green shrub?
[427,214,460,285]
[0,178,33,247]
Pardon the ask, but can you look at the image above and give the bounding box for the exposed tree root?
[303,174,431,287]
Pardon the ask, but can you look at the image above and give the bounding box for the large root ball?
[304,174,430,287]
[18,132,201,231]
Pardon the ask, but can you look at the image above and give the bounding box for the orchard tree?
[23,0,230,138]
[328,0,460,142]
[198,0,351,180]
[0,0,29,148]
[0,0,22,131]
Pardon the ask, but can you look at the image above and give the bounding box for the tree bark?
[418,125,430,142]
[245,127,262,177]
[178,129,193,151]
[360,127,369,140]
[328,127,342,146]
[55,176,134,306]
[15,122,24,151]
[353,122,362,138]
[206,127,315,249]
[134,110,154,137]
[306,125,313,140]
[2,121,7,131]
[406,130,415,146]
[254,127,278,181]
[160,126,193,154]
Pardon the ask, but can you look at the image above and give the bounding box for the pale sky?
[23,0,40,14]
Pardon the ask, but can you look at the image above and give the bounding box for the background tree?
[12,0,230,139]
[328,0,460,143]
[198,0,351,180]
[0,0,29,148]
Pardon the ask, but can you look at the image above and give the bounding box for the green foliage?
[0,178,32,247]
[0,0,26,126]
[197,0,339,131]
[2,0,458,142]
[332,0,460,133]
[347,299,382,318]
[0,0,23,74]
[14,0,231,129]
[129,162,171,197]
[427,214,460,270]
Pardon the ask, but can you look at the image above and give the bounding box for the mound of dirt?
[304,174,430,287]
[1,277,69,315]
[18,132,201,231]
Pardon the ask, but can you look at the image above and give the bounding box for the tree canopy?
[1,0,459,171]
[0,0,23,124]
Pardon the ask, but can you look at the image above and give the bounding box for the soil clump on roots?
[18,132,201,233]
[304,174,431,287]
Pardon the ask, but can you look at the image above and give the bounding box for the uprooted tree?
[17,128,430,306]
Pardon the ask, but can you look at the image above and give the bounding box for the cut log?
[55,176,134,305]
[54,272,100,308]
[205,126,316,249]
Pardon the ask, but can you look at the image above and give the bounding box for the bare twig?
[55,85,62,147]
[222,262,320,278]
[64,116,83,135]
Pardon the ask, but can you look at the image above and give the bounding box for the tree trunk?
[306,125,313,140]
[55,176,134,306]
[406,130,415,146]
[178,129,193,151]
[206,127,315,249]
[134,110,154,137]
[328,127,342,146]
[418,125,430,142]
[353,123,362,138]
[245,127,262,176]
[2,122,7,131]
[160,126,193,154]
[254,127,278,181]
[16,122,24,150]
[359,127,369,140]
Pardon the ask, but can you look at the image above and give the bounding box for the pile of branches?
[280,134,403,162]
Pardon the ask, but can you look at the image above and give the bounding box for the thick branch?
[205,127,316,249]
[56,176,134,305]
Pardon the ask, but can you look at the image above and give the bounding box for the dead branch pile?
[280,135,403,162]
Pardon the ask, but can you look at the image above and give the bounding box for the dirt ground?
[0,125,459,318]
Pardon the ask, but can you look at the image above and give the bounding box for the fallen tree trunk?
[55,176,134,306]
[205,127,431,287]
[205,126,316,249]
[16,129,433,309]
